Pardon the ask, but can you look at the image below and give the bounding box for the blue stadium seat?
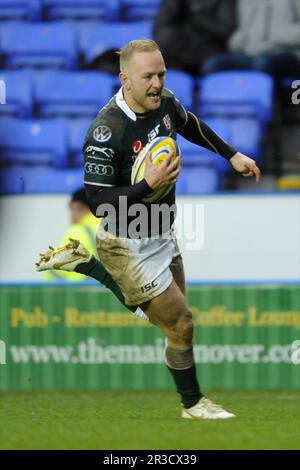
[84,21,152,64]
[0,166,27,194]
[165,71,194,111]
[181,165,219,194]
[177,118,231,172]
[35,71,114,118]
[178,114,262,175]
[59,118,91,166]
[121,0,160,21]
[0,70,33,117]
[175,172,187,196]
[0,21,19,45]
[0,0,41,20]
[178,136,215,166]
[43,0,120,21]
[199,71,274,123]
[228,117,262,160]
[0,119,69,168]
[1,22,78,69]
[24,167,84,193]
[74,20,102,53]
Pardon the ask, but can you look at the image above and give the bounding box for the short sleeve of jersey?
[83,121,119,187]
[165,88,189,130]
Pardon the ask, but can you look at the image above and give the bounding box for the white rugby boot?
[181,397,236,420]
[36,238,150,321]
[35,238,92,272]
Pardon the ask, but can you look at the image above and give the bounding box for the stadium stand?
[0,70,33,117]
[0,0,42,21]
[59,118,91,167]
[83,21,152,65]
[181,165,219,195]
[43,0,120,21]
[0,22,78,69]
[24,167,84,193]
[198,71,274,123]
[73,21,103,54]
[34,71,114,118]
[198,71,274,165]
[175,170,187,196]
[0,166,27,194]
[121,0,161,21]
[227,117,262,161]
[178,118,231,172]
[0,118,69,168]
[0,166,84,195]
[0,4,281,195]
[165,70,194,111]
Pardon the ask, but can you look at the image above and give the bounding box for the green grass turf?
[1,390,300,450]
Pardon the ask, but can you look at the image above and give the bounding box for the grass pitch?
[1,390,299,450]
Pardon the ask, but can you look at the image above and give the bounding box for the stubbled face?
[69,201,89,224]
[120,50,166,113]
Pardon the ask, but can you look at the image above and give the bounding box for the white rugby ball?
[131,136,181,203]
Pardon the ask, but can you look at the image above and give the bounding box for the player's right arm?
[83,122,180,217]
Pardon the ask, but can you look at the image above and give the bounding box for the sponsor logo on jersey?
[132,140,143,154]
[85,162,114,176]
[163,114,171,130]
[148,124,160,142]
[93,125,112,143]
[85,146,115,160]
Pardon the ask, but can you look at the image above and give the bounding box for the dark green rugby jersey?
[83,87,188,236]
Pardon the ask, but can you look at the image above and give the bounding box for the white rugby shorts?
[96,224,181,306]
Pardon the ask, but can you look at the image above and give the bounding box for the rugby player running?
[37,40,261,419]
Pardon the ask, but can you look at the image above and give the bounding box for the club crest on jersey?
[132,140,143,153]
[93,125,112,143]
[163,114,171,130]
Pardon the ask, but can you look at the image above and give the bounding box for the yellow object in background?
[43,212,99,281]
[43,187,100,282]
[277,176,300,190]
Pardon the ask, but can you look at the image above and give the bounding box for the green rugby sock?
[75,256,137,313]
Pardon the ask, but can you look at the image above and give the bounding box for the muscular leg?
[75,256,139,313]
[141,279,190,350]
[52,244,232,416]
[76,253,185,317]
[140,279,203,408]
[78,253,233,417]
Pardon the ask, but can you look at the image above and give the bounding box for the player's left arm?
[177,111,261,182]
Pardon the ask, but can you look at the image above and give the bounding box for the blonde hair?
[117,39,161,71]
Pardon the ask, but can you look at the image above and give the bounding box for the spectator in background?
[43,188,99,281]
[153,0,237,76]
[88,49,120,75]
[202,0,300,79]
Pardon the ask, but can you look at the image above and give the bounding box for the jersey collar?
[115,88,137,121]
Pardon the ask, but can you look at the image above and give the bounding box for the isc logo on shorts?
[141,280,158,294]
